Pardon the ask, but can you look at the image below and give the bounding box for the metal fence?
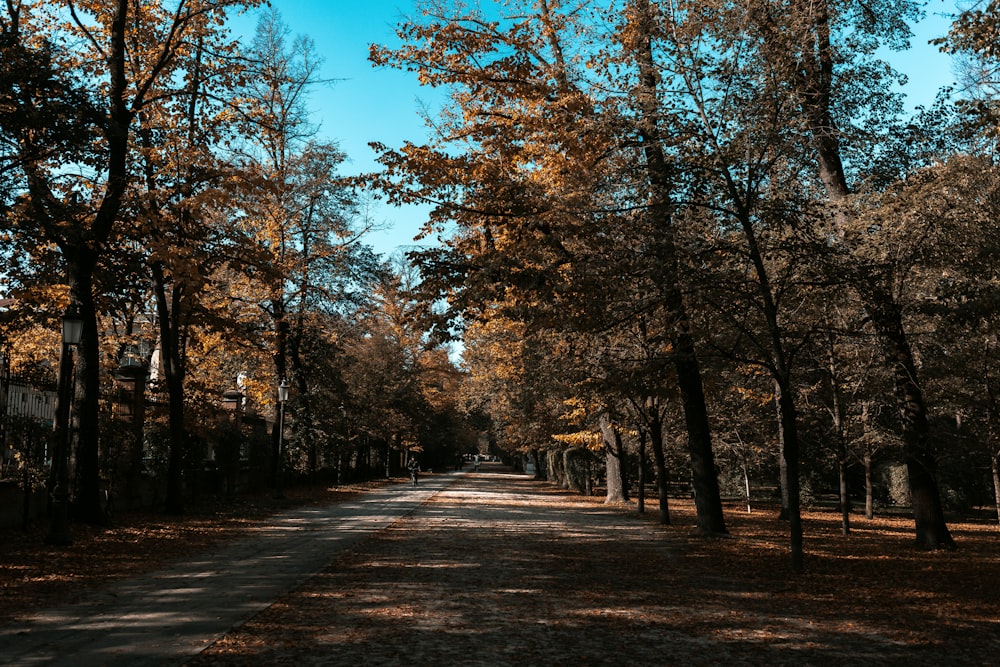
[0,349,277,526]
[0,350,57,479]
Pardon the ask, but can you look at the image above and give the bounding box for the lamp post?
[46,304,83,545]
[222,389,243,429]
[275,379,289,499]
[116,352,148,507]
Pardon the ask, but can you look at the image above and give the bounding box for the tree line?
[369,0,1000,571]
[0,1,470,531]
[4,0,1000,575]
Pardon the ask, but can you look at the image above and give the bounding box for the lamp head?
[62,304,83,346]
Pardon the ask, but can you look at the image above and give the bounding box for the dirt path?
[192,464,989,666]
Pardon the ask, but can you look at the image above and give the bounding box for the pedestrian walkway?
[0,473,460,667]
[186,464,963,667]
[5,465,985,666]
[191,464,691,666]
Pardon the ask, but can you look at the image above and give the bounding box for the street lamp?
[46,304,83,545]
[275,379,289,499]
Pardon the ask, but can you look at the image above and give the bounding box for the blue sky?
[229,2,441,259]
[232,1,961,258]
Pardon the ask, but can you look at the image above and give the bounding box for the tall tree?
[635,0,830,569]
[613,0,729,535]
[233,9,372,482]
[747,0,955,548]
[130,13,260,512]
[373,0,729,534]
[0,0,259,523]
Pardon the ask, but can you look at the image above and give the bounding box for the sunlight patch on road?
[357,559,480,569]
[495,588,542,595]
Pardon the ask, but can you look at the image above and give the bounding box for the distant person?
[473,454,480,472]
[407,458,419,486]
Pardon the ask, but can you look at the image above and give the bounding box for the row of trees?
[5,0,1000,575]
[0,2,469,529]
[370,0,1000,570]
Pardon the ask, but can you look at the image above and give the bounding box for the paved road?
[0,473,460,667]
[6,465,993,666]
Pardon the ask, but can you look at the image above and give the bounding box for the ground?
[0,480,380,626]
[3,468,1000,665]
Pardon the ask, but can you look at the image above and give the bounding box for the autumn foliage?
[2,0,1000,593]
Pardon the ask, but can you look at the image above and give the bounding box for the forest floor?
[3,466,1000,665]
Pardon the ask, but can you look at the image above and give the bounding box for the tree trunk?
[645,406,671,525]
[632,0,726,534]
[637,429,646,514]
[564,448,590,494]
[748,0,955,550]
[69,261,104,525]
[779,0,954,550]
[603,443,626,504]
[865,445,875,520]
[532,449,545,481]
[743,460,752,514]
[776,380,804,572]
[863,286,954,549]
[599,415,628,505]
[777,395,790,521]
[616,428,629,502]
[9,0,151,524]
[839,456,851,534]
[562,449,575,490]
[137,55,207,513]
[22,461,32,531]
[151,262,189,515]
[718,145,805,568]
[72,0,136,525]
[992,451,1000,526]
[548,449,563,485]
[827,332,851,535]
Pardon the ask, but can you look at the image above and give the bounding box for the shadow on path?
[0,473,458,667]
[7,464,997,666]
[190,463,998,667]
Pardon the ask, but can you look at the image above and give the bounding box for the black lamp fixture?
[62,304,83,346]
